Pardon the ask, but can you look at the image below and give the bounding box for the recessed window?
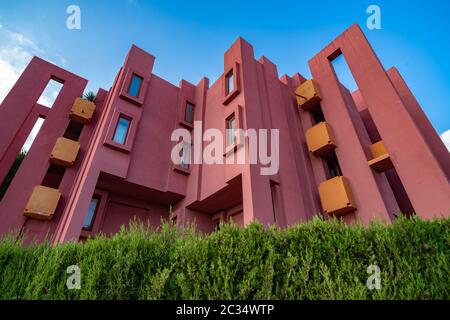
[311,105,326,124]
[37,79,64,108]
[113,116,131,145]
[226,114,236,146]
[185,102,195,124]
[128,74,143,98]
[83,195,100,230]
[325,151,343,179]
[180,142,191,169]
[225,71,234,95]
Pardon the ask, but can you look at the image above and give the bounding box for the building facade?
[0,24,448,244]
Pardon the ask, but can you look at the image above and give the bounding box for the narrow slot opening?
[311,104,326,124]
[0,117,45,201]
[270,182,280,223]
[41,164,66,189]
[360,110,415,217]
[330,52,415,218]
[63,120,84,141]
[323,151,343,179]
[37,78,64,108]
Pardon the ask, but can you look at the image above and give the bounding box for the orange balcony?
[49,137,80,167]
[69,98,96,124]
[24,186,61,220]
[305,122,336,156]
[318,176,357,216]
[295,79,322,110]
[368,140,394,172]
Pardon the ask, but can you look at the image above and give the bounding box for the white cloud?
[0,28,36,104]
[440,130,450,152]
[0,24,64,105]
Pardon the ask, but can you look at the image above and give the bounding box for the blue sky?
[0,0,449,146]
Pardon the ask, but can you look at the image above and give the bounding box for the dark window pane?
[325,151,343,179]
[185,102,194,124]
[113,116,130,144]
[83,197,100,230]
[128,74,143,98]
[311,105,326,124]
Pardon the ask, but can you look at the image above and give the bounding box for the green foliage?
[0,150,26,201]
[82,91,96,102]
[0,217,448,300]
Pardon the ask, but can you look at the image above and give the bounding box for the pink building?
[0,24,448,244]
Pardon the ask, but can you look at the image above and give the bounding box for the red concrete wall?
[0,24,448,244]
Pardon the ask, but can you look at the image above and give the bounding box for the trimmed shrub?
[0,216,448,300]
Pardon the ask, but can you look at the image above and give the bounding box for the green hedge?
[0,217,448,300]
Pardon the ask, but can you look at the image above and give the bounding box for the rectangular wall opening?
[270,182,280,224]
[323,151,343,179]
[330,52,415,218]
[330,53,358,93]
[0,117,45,201]
[41,164,66,189]
[37,78,64,108]
[63,120,84,141]
[361,110,415,217]
[311,104,326,124]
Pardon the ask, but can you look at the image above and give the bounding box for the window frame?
[184,101,195,125]
[223,105,244,156]
[225,70,234,96]
[180,141,191,170]
[104,109,139,153]
[113,115,131,145]
[223,62,241,105]
[119,68,148,106]
[82,195,101,231]
[80,189,109,239]
[128,73,144,98]
[173,141,192,175]
[226,114,236,147]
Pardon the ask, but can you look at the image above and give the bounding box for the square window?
[128,74,143,98]
[225,71,234,95]
[83,196,100,230]
[185,102,195,124]
[113,116,131,145]
[226,114,236,146]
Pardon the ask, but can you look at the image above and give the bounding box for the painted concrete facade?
[0,24,448,244]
